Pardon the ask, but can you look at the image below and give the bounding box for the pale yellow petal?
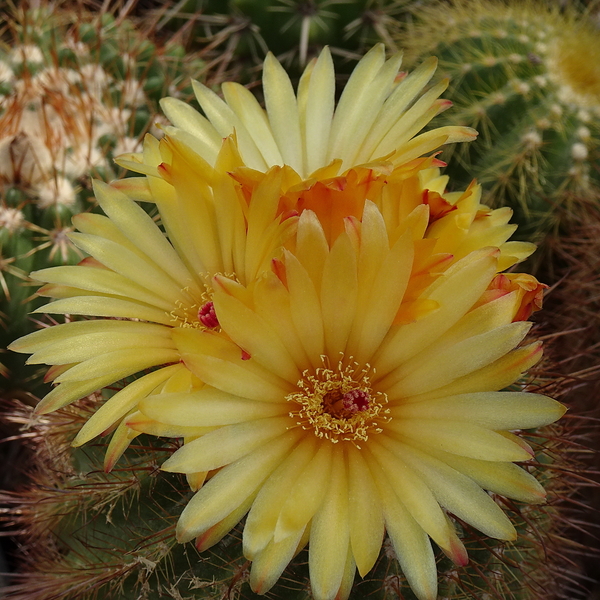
[28,327,174,365]
[357,56,438,163]
[284,249,325,366]
[274,441,333,542]
[195,491,258,552]
[385,321,532,398]
[159,96,222,161]
[405,342,543,403]
[250,526,306,595]
[68,232,184,301]
[92,180,198,293]
[176,430,301,543]
[54,348,179,383]
[222,81,283,166]
[33,296,173,325]
[10,319,165,354]
[263,52,303,173]
[126,412,214,438]
[162,416,291,473]
[390,391,566,430]
[30,266,174,311]
[103,418,141,472]
[346,445,385,577]
[368,439,467,561]
[352,227,414,364]
[309,448,350,600]
[396,440,517,540]
[321,232,358,358]
[192,79,268,170]
[296,209,329,294]
[173,328,292,401]
[304,47,335,175]
[34,375,117,414]
[374,248,499,376]
[369,454,438,600]
[139,387,289,427]
[388,419,532,462]
[73,364,181,446]
[244,436,318,558]
[373,78,449,157]
[253,272,312,372]
[422,447,546,503]
[212,279,300,384]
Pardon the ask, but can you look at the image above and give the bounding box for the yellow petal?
[396,441,517,540]
[347,445,385,577]
[274,441,333,541]
[139,387,289,427]
[387,419,532,462]
[250,526,306,595]
[309,448,350,600]
[374,248,499,375]
[103,418,141,472]
[33,296,173,325]
[212,279,300,384]
[162,416,291,473]
[386,321,532,398]
[303,47,335,175]
[244,436,318,558]
[176,430,301,543]
[369,453,438,600]
[390,391,566,430]
[54,348,179,383]
[73,364,181,446]
[263,52,303,173]
[368,439,467,561]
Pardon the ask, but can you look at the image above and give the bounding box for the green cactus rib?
[0,4,204,390]
[397,0,600,243]
[0,391,582,600]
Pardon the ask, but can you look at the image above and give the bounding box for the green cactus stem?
[397,0,600,243]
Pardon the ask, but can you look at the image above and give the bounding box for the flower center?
[287,358,388,444]
[198,301,219,329]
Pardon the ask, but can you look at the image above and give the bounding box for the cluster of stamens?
[287,357,389,444]
[169,275,226,330]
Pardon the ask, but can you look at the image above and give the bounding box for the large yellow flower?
[128,195,563,600]
[8,136,298,469]
[117,44,476,184]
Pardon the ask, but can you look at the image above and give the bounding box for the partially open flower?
[117,44,476,184]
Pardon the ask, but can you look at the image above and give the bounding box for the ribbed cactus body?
[398,1,600,242]
[0,6,203,387]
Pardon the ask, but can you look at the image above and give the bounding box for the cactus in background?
[0,4,204,389]
[144,0,408,84]
[396,0,600,242]
[0,383,589,600]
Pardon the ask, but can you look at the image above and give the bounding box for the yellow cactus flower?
[127,194,563,600]
[8,137,298,470]
[116,44,476,184]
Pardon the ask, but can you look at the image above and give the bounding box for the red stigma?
[198,301,219,328]
[342,389,370,414]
